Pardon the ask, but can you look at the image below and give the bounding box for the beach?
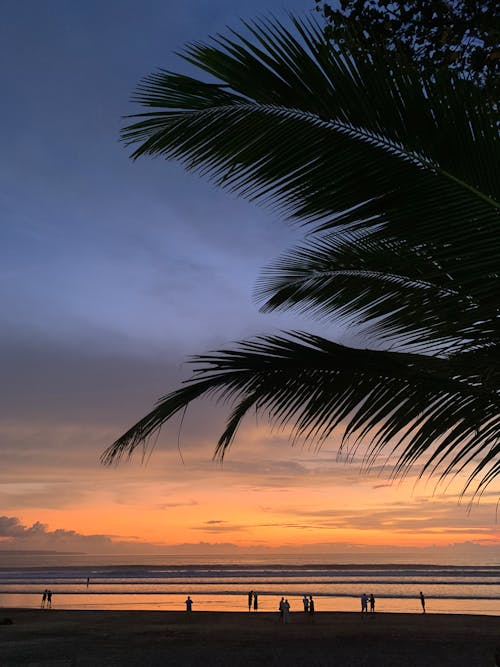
[1,609,499,666]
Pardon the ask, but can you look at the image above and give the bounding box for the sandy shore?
[0,609,499,666]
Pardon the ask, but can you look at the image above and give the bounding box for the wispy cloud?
[190,521,248,534]
[157,500,199,509]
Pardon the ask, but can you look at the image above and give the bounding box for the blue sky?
[2,0,324,421]
[2,0,314,351]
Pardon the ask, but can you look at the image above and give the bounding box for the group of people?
[360,592,376,614]
[183,591,427,614]
[247,590,259,611]
[40,589,53,608]
[278,595,315,622]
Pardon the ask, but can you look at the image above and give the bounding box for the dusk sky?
[1,1,498,558]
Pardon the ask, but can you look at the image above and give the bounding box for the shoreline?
[1,609,499,666]
[2,591,499,616]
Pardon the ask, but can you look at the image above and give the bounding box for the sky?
[1,0,498,559]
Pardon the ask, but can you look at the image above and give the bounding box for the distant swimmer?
[419,591,426,614]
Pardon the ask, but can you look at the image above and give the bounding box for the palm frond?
[254,230,492,351]
[112,16,500,493]
[104,333,499,494]
[122,17,500,303]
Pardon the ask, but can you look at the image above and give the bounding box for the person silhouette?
[279,597,285,623]
[308,595,315,614]
[369,593,375,613]
[185,595,193,612]
[302,595,309,612]
[248,590,253,611]
[47,590,52,608]
[284,599,290,623]
[41,590,47,608]
[253,592,258,611]
[419,591,426,613]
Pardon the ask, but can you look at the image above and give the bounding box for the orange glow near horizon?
[2,421,499,555]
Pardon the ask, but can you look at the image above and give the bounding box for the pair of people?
[302,595,315,613]
[247,590,258,611]
[279,597,290,623]
[41,589,53,608]
[361,593,375,613]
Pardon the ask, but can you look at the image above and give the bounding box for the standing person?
[361,593,368,614]
[86,577,90,588]
[41,590,47,608]
[419,591,426,614]
[284,599,290,623]
[185,595,193,612]
[248,590,253,611]
[302,595,309,613]
[279,597,285,623]
[253,592,258,611]
[308,595,315,614]
[47,590,52,608]
[369,593,375,614]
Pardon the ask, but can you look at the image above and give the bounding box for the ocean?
[1,553,499,615]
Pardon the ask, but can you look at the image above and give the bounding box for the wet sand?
[1,609,499,666]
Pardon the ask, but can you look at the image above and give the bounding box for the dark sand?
[0,609,499,666]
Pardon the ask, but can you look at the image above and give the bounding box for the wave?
[1,578,499,587]
[2,564,500,579]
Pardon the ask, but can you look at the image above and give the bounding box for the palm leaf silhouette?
[105,16,499,494]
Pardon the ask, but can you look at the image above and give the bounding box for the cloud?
[0,515,251,552]
[0,515,116,550]
[0,516,39,538]
[0,515,202,554]
[190,522,248,534]
[1,514,498,557]
[273,497,500,535]
[157,500,199,509]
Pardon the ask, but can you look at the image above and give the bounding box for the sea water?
[0,553,499,615]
